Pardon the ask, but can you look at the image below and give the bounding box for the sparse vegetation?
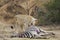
[35,0,60,25]
[45,0,60,24]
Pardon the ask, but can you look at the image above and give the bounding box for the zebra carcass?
[24,25,55,39]
[11,25,55,39]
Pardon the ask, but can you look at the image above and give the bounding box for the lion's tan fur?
[0,15,37,34]
[14,15,37,33]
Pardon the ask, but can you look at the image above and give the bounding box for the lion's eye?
[11,26,14,29]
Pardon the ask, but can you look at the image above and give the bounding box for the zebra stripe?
[18,32,33,38]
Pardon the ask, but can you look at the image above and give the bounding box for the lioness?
[14,15,37,33]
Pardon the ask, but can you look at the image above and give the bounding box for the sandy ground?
[0,25,60,40]
[0,30,60,40]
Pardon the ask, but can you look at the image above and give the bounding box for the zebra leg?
[37,32,55,39]
[33,34,50,39]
